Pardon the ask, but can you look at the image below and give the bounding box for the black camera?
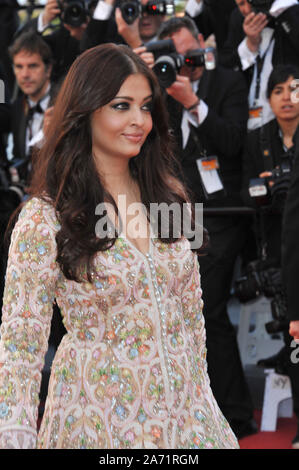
[266,292,289,334]
[234,260,288,334]
[120,0,175,25]
[120,0,141,24]
[247,0,274,14]
[59,0,88,27]
[234,259,280,302]
[249,148,294,211]
[152,46,216,88]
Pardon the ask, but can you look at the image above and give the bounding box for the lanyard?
[189,124,207,158]
[253,38,274,106]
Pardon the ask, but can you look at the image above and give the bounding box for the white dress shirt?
[25,84,51,155]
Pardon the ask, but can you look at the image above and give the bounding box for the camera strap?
[256,124,274,260]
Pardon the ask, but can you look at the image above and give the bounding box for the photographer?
[156,16,256,439]
[80,0,170,51]
[218,0,253,70]
[232,0,299,130]
[20,0,91,83]
[242,64,299,449]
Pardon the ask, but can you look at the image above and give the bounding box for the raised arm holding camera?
[20,0,93,83]
[81,0,172,51]
[236,0,299,130]
[241,64,299,449]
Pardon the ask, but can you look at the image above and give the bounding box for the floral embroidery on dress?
[0,197,239,449]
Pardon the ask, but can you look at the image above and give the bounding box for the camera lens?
[63,1,87,26]
[153,55,178,88]
[125,5,135,15]
[70,5,81,18]
[120,1,140,24]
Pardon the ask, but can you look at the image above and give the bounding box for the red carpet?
[239,409,298,449]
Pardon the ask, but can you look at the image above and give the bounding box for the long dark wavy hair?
[26,43,207,282]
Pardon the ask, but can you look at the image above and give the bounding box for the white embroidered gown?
[0,198,239,449]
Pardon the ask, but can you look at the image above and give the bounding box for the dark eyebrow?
[113,94,153,102]
[14,62,39,67]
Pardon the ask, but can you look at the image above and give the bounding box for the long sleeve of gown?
[0,197,60,448]
[180,253,208,383]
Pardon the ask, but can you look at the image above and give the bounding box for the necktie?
[26,101,44,141]
[27,101,44,120]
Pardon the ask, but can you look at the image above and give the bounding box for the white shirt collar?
[27,83,51,109]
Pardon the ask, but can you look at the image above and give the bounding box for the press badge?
[248,105,263,126]
[196,156,224,195]
[249,106,263,120]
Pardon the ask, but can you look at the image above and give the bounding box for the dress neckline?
[119,230,153,260]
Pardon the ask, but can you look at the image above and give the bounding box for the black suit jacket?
[166,65,249,209]
[10,93,28,163]
[190,0,236,52]
[282,128,299,321]
[10,85,57,166]
[0,2,19,95]
[81,15,123,51]
[219,5,299,75]
[218,8,245,70]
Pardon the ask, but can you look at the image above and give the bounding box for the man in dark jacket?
[185,0,237,53]
[80,0,169,50]
[157,15,257,439]
[8,32,54,176]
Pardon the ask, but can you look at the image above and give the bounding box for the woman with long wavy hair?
[0,43,238,449]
